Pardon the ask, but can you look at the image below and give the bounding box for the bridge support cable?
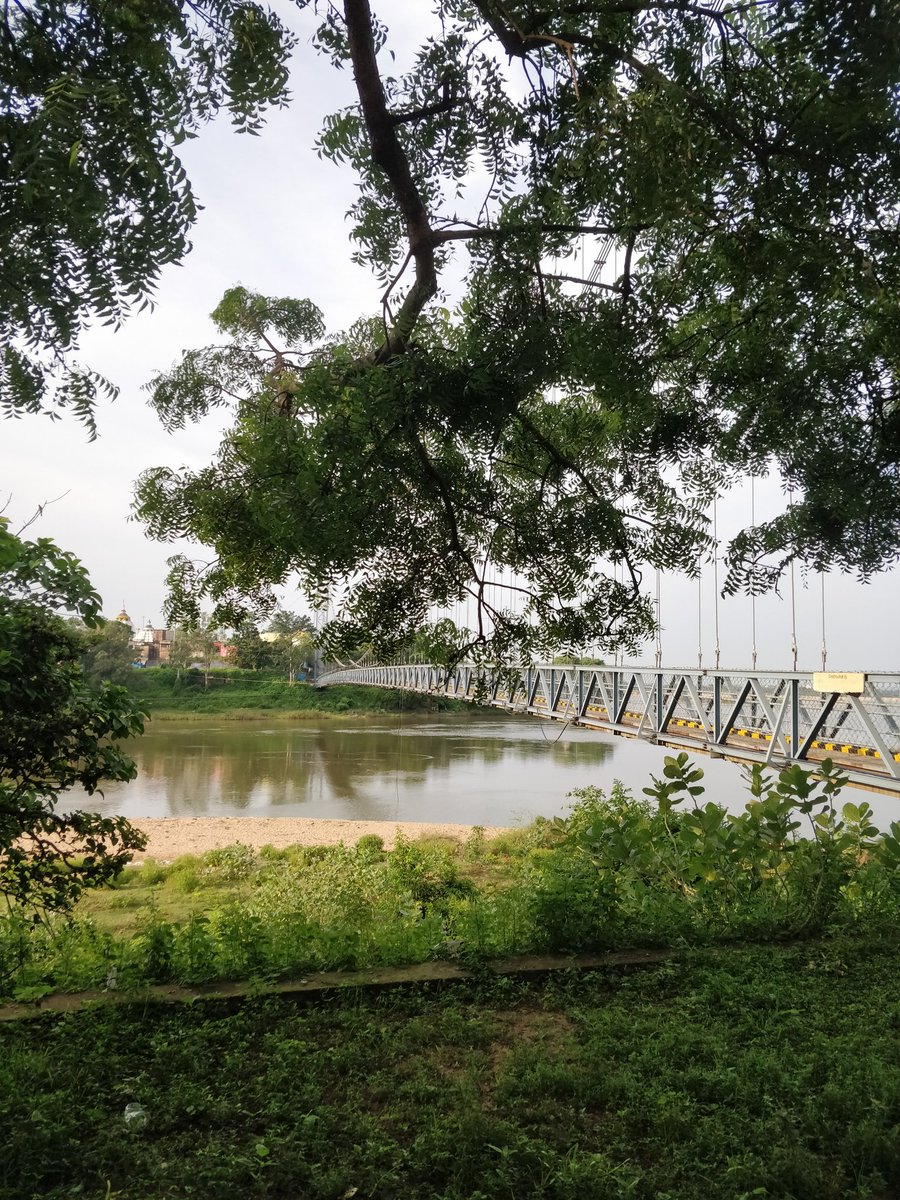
[788,488,799,672]
[713,494,721,670]
[750,476,758,670]
[820,572,828,671]
[317,662,900,796]
[697,565,703,671]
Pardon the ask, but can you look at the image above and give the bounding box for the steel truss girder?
[316,664,900,796]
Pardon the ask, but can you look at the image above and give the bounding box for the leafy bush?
[355,834,385,863]
[526,756,900,951]
[388,833,476,915]
[203,843,256,882]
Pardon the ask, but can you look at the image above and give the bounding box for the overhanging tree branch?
[345,0,438,360]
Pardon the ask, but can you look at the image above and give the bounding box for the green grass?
[126,671,467,718]
[0,939,897,1199]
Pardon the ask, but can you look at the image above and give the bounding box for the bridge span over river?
[318,663,900,798]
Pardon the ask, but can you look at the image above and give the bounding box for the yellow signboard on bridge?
[812,672,866,694]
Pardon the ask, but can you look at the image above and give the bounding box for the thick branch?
[344,0,437,360]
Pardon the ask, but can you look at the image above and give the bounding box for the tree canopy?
[0,520,146,912]
[5,2,899,662]
[134,1,900,663]
[0,0,300,433]
[77,617,135,687]
[268,610,315,637]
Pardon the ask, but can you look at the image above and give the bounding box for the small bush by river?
[2,757,898,1000]
[126,668,466,717]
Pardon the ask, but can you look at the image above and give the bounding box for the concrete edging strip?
[0,948,672,1023]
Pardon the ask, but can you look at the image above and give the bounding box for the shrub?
[203,843,256,882]
[388,834,476,915]
[355,834,385,863]
[166,867,201,895]
[133,858,167,886]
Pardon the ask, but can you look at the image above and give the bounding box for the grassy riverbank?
[2,760,899,1197]
[127,668,466,719]
[2,939,898,1200]
[4,763,899,999]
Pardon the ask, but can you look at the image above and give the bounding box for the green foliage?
[230,623,282,671]
[529,756,900,949]
[77,618,135,686]
[3,755,899,1000]
[202,843,256,883]
[0,942,898,1199]
[124,669,465,716]
[0,521,146,915]
[1,1,301,430]
[267,609,315,637]
[354,833,385,863]
[129,2,900,662]
[388,832,477,914]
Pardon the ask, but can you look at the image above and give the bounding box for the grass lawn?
[1,938,897,1200]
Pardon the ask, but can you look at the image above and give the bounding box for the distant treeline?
[126,668,467,717]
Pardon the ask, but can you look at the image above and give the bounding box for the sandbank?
[131,817,510,861]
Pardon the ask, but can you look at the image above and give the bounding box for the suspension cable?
[750,476,758,670]
[697,567,703,670]
[713,494,721,670]
[788,490,798,672]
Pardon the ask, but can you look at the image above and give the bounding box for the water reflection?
[87,712,619,825]
[80,710,897,829]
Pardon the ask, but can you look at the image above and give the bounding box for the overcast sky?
[2,2,897,673]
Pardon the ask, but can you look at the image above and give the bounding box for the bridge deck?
[317,664,900,798]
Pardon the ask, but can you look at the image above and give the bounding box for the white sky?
[1,2,897,673]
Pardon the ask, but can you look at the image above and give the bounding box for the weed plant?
[1,758,898,1001]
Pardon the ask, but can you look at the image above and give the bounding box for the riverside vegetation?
[126,668,466,719]
[1,756,899,1200]
[1,941,897,1200]
[2,755,898,999]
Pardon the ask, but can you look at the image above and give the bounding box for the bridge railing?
[317,663,900,796]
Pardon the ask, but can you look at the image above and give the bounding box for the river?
[82,708,878,827]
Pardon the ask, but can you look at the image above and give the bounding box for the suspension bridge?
[317,663,900,797]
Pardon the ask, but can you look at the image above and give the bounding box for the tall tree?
[77,618,135,687]
[232,622,280,670]
[4,3,899,661]
[134,1,900,663]
[0,0,301,432]
[0,519,146,912]
[267,610,315,637]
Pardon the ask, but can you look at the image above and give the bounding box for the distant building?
[132,622,173,665]
[121,604,235,666]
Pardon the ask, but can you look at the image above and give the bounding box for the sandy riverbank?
[131,817,511,861]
